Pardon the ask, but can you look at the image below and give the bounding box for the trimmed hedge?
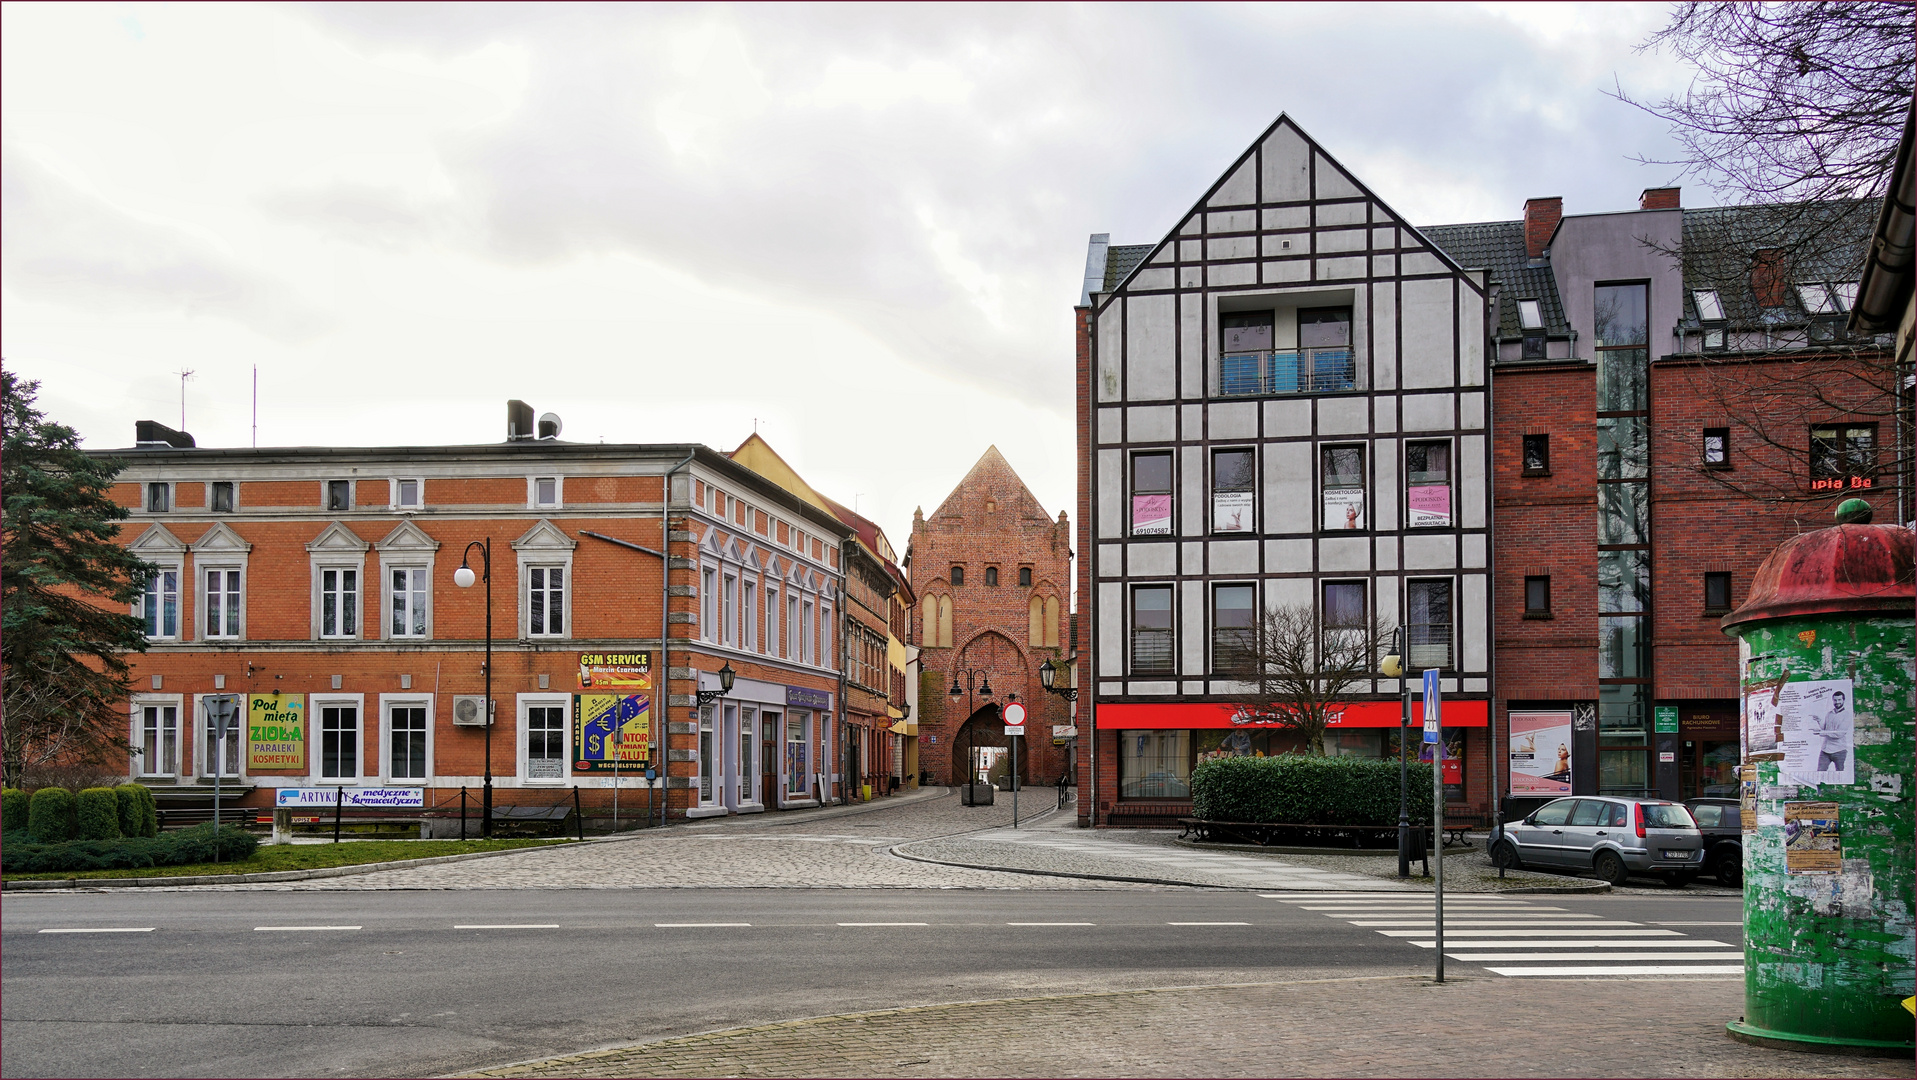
[76,787,123,841]
[115,784,160,838]
[1,788,26,833]
[1191,755,1435,827]
[27,786,76,843]
[4,823,259,874]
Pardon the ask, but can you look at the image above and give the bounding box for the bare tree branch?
[1224,603,1394,757]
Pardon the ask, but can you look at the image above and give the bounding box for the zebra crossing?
[1263,892,1743,978]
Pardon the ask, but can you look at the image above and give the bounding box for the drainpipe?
[838,539,854,806]
[662,450,695,827]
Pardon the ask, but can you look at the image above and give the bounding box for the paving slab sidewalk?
[454,975,1908,1079]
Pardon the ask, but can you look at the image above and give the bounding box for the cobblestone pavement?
[456,975,1908,1079]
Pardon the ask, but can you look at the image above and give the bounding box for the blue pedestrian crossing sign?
[1421,668,1441,743]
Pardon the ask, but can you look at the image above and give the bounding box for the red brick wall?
[1074,304,1096,823]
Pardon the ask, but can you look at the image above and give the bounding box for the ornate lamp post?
[1036,658,1077,701]
[694,661,737,712]
[1381,627,1411,878]
[947,666,992,804]
[454,540,494,838]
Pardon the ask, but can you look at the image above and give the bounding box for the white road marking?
[1006,922,1095,926]
[37,927,154,934]
[1648,921,1743,926]
[655,923,752,928]
[255,926,361,931]
[1449,952,1743,961]
[1486,965,1743,976]
[1378,928,1677,938]
[837,922,927,927]
[1408,938,1734,949]
[453,924,559,929]
[1347,920,1627,928]
[1167,921,1250,926]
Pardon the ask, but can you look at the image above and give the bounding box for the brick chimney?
[1751,248,1789,307]
[1639,187,1680,210]
[1523,197,1562,259]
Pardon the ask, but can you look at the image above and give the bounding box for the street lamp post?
[1038,659,1078,789]
[454,540,494,838]
[948,667,992,805]
[1382,628,1411,878]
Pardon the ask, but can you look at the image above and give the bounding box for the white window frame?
[820,598,834,669]
[310,694,367,783]
[196,692,247,780]
[1692,289,1725,322]
[139,563,183,641]
[317,565,363,639]
[392,478,424,511]
[786,594,800,659]
[379,694,435,785]
[701,566,718,643]
[1517,298,1545,330]
[519,693,572,785]
[526,564,568,638]
[698,705,720,806]
[765,586,780,657]
[802,598,815,664]
[200,564,245,640]
[742,580,757,652]
[529,475,563,510]
[386,564,432,639]
[206,480,238,513]
[1795,283,1837,315]
[722,572,738,647]
[130,695,183,778]
[1404,438,1455,530]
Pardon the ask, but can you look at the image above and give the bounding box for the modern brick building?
[99,405,855,825]
[909,447,1074,789]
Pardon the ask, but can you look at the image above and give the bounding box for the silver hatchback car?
[1491,796,1704,887]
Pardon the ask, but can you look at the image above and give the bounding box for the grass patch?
[3,837,575,881]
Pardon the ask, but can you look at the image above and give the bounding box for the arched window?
[985,567,999,587]
[1044,596,1060,647]
[921,594,937,646]
[1018,567,1032,587]
[950,565,965,587]
[1028,595,1044,646]
[937,596,953,647]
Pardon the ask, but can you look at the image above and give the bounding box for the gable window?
[1702,427,1729,468]
[1405,441,1452,528]
[950,565,966,587]
[390,567,429,638]
[388,704,428,780]
[142,569,180,639]
[1704,571,1733,614]
[1406,579,1453,670]
[209,482,235,513]
[1211,447,1255,533]
[1522,434,1550,476]
[1211,584,1256,674]
[985,567,999,587]
[1018,567,1032,588]
[326,480,352,511]
[204,568,242,639]
[394,479,422,509]
[1810,425,1875,490]
[1524,576,1552,617]
[528,566,565,636]
[1131,451,1173,535]
[1130,585,1174,675]
[146,482,171,513]
[1320,445,1366,530]
[139,704,178,777]
[319,568,359,638]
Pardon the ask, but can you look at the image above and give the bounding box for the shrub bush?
[76,787,124,841]
[2,788,27,833]
[1191,754,1435,827]
[27,786,76,843]
[115,785,160,838]
[5,823,259,874]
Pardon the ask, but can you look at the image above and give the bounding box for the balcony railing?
[1406,623,1452,671]
[1211,628,1255,675]
[1131,628,1175,674]
[1219,348,1356,396]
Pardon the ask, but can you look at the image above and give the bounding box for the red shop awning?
[1098,700,1487,730]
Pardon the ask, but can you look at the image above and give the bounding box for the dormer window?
[1517,299,1544,330]
[1831,282,1859,310]
[1796,283,1838,315]
[1692,289,1724,321]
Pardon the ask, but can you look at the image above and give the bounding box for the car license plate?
[1661,849,1692,859]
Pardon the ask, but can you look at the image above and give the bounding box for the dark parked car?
[1686,797,1743,888]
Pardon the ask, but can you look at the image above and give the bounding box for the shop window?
[699,708,716,803]
[1522,434,1550,476]
[1405,441,1452,528]
[1210,583,1256,674]
[1131,451,1173,536]
[1810,424,1875,491]
[1524,576,1551,618]
[1118,730,1190,799]
[1320,445,1365,530]
[1702,427,1730,468]
[526,705,566,780]
[1211,447,1255,533]
[1130,585,1174,674]
[1704,572,1732,614]
[209,481,235,513]
[785,715,810,796]
[1018,567,1032,587]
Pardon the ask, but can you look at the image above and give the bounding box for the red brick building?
[98,405,855,826]
[908,447,1073,788]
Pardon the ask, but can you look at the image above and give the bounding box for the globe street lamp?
[1381,626,1411,878]
[948,667,992,805]
[454,540,494,838]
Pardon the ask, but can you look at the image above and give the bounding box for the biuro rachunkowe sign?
[248,694,305,770]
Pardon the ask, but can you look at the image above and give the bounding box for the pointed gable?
[129,523,187,555]
[189,521,252,555]
[375,519,441,554]
[928,446,1052,524]
[305,521,369,554]
[511,518,576,553]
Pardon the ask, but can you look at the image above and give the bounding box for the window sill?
[1521,469,1551,478]
[1521,611,1554,620]
[1702,608,1732,617]
[1701,463,1733,471]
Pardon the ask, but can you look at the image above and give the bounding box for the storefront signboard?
[247,694,306,771]
[276,787,424,808]
[1509,711,1573,794]
[578,652,651,691]
[1099,700,1489,729]
[787,685,832,710]
[1654,705,1680,733]
[574,693,650,773]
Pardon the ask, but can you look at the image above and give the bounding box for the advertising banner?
[1406,484,1452,528]
[573,693,650,773]
[276,787,424,808]
[786,685,832,710]
[1321,487,1365,530]
[1509,710,1573,794]
[247,694,306,770]
[577,651,651,691]
[1211,490,1255,533]
[1783,801,1841,874]
[1778,678,1855,786]
[1131,494,1171,535]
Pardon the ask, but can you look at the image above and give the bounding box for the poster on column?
[1778,678,1854,786]
[1508,711,1573,794]
[1783,801,1841,874]
[1742,677,1784,761]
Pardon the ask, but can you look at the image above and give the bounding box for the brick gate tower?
[908,447,1072,788]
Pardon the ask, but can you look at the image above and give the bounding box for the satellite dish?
[537,413,563,439]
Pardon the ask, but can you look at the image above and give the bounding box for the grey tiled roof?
[1104,245,1155,291]
[1676,200,1874,325]
[1418,221,1569,339]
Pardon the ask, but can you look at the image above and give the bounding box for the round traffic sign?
[1002,702,1027,727]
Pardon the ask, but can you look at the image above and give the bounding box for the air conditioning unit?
[451,695,494,727]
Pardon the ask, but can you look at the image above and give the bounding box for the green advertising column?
[1719,500,1914,1055]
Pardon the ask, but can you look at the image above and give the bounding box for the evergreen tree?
[2,368,154,788]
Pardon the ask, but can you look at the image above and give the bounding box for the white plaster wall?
[1097,300,1124,402]
[1265,538,1312,573]
[1403,534,1457,570]
[1374,438,1399,531]
[1208,209,1256,232]
[1265,441,1313,534]
[1128,543,1175,577]
[1374,537,1399,571]
[1264,399,1311,438]
[1207,237,1257,260]
[1098,543,1121,577]
[1180,294,1205,399]
[1317,257,1366,280]
[1127,294,1176,400]
[1179,239,1201,261]
[1261,127,1311,201]
[1264,260,1311,284]
[1400,279,1455,389]
[1267,576,1313,615]
[1372,227,1397,249]
[1182,542,1204,575]
[1370,283,1398,391]
[1317,228,1367,254]
[1210,402,1257,440]
[1462,573,1488,672]
[1209,540,1259,574]
[1181,403,1203,436]
[1459,291,1486,387]
[1460,435,1486,529]
[1180,216,1202,236]
[1262,206,1310,230]
[1313,154,1362,200]
[1098,582,1124,672]
[1401,251,1450,276]
[1262,235,1304,257]
[1096,449,1123,539]
[1462,533,1486,569]
[1376,575,1402,627]
[1210,263,1257,287]
[1180,449,1205,537]
[1460,392,1485,430]
[1132,268,1174,291]
[1181,579,1207,675]
[1314,201,1368,227]
[1319,397,1368,435]
[1098,408,1123,445]
[1210,157,1257,206]
[1372,255,1397,278]
[1128,405,1175,443]
[1403,394,1453,432]
[1374,397,1397,433]
[1320,536,1370,572]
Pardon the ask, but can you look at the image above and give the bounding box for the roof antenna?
[176,368,195,431]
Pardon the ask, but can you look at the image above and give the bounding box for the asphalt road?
[1,888,1743,1079]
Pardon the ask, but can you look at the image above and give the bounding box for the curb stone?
[0,840,582,891]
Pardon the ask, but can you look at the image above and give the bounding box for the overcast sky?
[3,2,1711,552]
